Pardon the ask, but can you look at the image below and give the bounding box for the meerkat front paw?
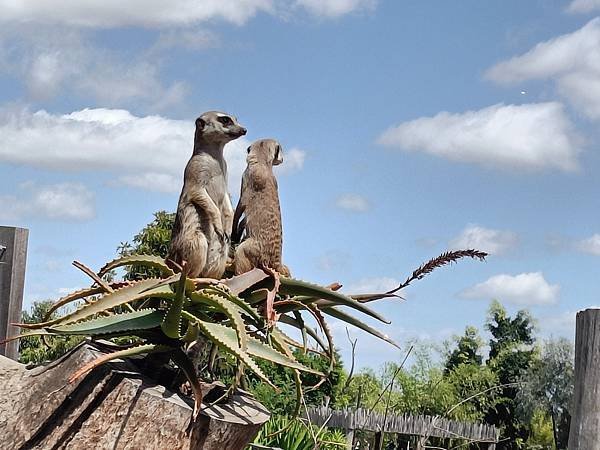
[213,223,226,243]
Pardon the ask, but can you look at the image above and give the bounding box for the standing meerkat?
[232,138,290,276]
[167,111,246,279]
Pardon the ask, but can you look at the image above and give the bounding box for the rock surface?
[0,343,269,450]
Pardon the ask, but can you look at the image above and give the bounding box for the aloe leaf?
[170,348,203,419]
[278,314,329,353]
[161,270,187,339]
[189,291,248,355]
[246,288,269,305]
[0,329,52,345]
[43,287,104,322]
[182,311,274,387]
[292,311,308,354]
[223,268,270,295]
[182,321,199,343]
[278,278,390,324]
[69,343,171,383]
[268,327,306,417]
[322,307,400,349]
[203,285,261,321]
[140,272,196,295]
[209,318,323,376]
[50,309,163,336]
[17,279,174,330]
[98,254,175,278]
[270,327,326,357]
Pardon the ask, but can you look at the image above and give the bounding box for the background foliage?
[19,212,575,450]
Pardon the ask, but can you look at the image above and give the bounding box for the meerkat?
[167,111,246,279]
[232,139,290,277]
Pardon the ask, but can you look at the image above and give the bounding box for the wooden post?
[0,226,28,360]
[373,431,384,450]
[568,308,600,450]
[346,428,354,450]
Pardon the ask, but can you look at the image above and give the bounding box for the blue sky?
[1,0,599,369]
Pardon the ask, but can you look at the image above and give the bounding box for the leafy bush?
[250,415,346,450]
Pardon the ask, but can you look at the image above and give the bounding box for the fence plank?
[0,226,28,360]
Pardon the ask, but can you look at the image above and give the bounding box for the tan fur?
[232,139,289,276]
[168,111,246,279]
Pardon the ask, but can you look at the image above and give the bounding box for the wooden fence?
[305,407,499,449]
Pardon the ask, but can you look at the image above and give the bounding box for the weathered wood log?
[0,342,269,449]
[568,308,600,450]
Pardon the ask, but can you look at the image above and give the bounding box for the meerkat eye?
[218,116,233,126]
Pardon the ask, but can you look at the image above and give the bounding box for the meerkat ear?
[195,118,206,130]
[247,146,251,154]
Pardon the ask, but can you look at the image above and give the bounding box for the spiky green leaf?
[17,279,173,330]
[322,307,400,349]
[98,254,175,278]
[182,311,274,387]
[278,278,390,324]
[161,271,187,339]
[50,309,163,336]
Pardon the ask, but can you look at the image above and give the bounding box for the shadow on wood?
[0,342,269,449]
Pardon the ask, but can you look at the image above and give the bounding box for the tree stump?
[0,342,269,449]
[568,308,600,450]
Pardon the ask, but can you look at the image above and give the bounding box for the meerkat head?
[195,111,246,144]
[247,139,284,166]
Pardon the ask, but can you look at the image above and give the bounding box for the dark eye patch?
[218,116,233,126]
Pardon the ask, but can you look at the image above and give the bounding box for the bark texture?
[0,343,269,450]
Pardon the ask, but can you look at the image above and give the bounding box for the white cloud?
[567,0,600,13]
[0,0,374,28]
[0,27,186,108]
[0,1,274,27]
[576,234,600,255]
[276,148,306,174]
[335,193,370,212]
[449,225,519,255]
[486,19,600,120]
[0,107,303,194]
[0,182,95,222]
[460,272,559,306]
[377,102,580,172]
[295,0,376,17]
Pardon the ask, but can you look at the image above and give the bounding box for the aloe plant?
[4,249,486,419]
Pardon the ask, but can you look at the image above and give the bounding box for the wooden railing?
[304,407,499,449]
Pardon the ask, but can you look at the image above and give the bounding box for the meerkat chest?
[187,153,228,202]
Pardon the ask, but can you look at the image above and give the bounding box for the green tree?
[117,210,175,279]
[445,325,484,373]
[485,301,538,449]
[518,338,573,450]
[19,300,83,365]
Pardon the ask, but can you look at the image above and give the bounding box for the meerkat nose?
[240,127,247,135]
